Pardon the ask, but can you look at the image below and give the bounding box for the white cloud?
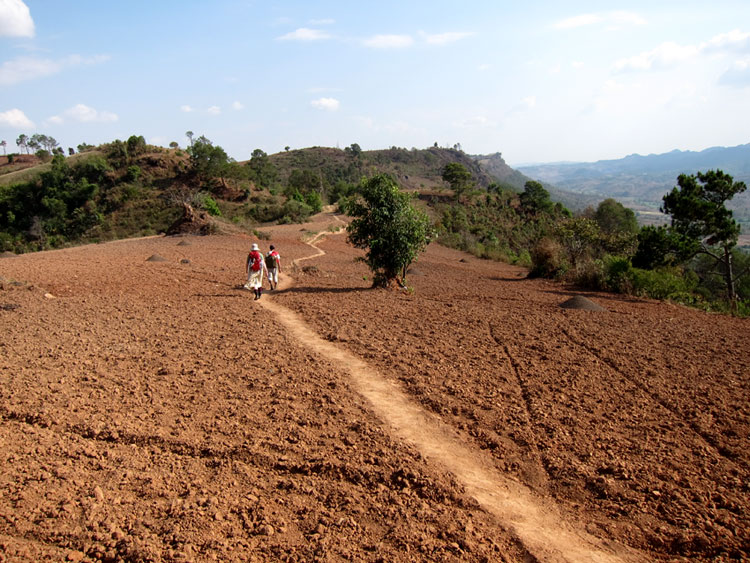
[454,116,496,129]
[277,28,330,41]
[421,31,474,45]
[180,105,194,113]
[720,58,750,87]
[701,29,750,53]
[0,107,34,128]
[553,11,646,30]
[0,0,34,38]
[614,41,699,71]
[49,103,118,124]
[207,105,221,115]
[610,11,647,27]
[613,29,750,74]
[232,101,244,110]
[310,97,340,111]
[309,18,334,26]
[0,54,109,86]
[363,34,414,49]
[522,96,537,109]
[553,14,602,30]
[477,63,492,72]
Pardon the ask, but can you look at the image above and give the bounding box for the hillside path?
[257,224,644,563]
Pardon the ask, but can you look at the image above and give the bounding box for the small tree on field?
[661,169,747,306]
[345,174,431,288]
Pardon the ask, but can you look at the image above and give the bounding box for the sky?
[1,0,749,166]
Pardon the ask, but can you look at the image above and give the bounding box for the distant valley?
[514,143,750,231]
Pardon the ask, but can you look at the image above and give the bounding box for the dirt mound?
[559,295,606,311]
[146,254,167,262]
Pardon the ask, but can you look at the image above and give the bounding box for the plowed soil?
[1,210,748,562]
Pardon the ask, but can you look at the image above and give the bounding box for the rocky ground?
[0,210,748,562]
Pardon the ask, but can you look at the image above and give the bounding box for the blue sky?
[1,0,749,165]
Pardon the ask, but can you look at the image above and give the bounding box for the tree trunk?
[724,246,737,311]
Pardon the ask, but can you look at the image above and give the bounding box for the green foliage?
[304,190,323,213]
[663,170,746,247]
[345,174,431,287]
[519,180,553,215]
[246,149,278,188]
[126,165,141,183]
[441,162,472,199]
[633,225,695,269]
[188,136,230,182]
[661,169,747,304]
[193,192,221,216]
[555,217,601,267]
[628,267,698,301]
[594,198,638,234]
[126,135,147,158]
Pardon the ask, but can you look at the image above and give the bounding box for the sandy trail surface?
[1,210,748,562]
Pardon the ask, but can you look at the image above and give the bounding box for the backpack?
[265,251,278,269]
[249,251,262,271]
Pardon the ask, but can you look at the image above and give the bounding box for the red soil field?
[1,210,748,562]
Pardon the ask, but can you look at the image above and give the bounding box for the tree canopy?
[441,162,472,199]
[661,169,747,303]
[594,198,638,234]
[519,180,553,215]
[345,174,431,288]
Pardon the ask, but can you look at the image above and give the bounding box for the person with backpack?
[244,242,267,300]
[265,245,281,290]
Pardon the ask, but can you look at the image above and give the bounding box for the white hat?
[251,243,259,251]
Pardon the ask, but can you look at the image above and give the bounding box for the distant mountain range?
[514,143,750,229]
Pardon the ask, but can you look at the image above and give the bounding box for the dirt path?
[259,226,644,562]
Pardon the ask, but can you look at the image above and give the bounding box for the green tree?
[188,136,230,183]
[594,198,638,234]
[286,169,322,198]
[126,135,146,158]
[519,180,553,215]
[555,217,601,268]
[345,143,362,157]
[345,174,431,287]
[247,149,278,188]
[661,169,747,304]
[632,225,694,270]
[16,134,29,154]
[441,162,472,200]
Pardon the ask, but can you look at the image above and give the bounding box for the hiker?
[244,242,267,300]
[265,244,281,290]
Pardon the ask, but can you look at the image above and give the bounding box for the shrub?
[573,258,606,290]
[603,255,633,293]
[202,196,221,217]
[530,237,568,278]
[628,267,696,300]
